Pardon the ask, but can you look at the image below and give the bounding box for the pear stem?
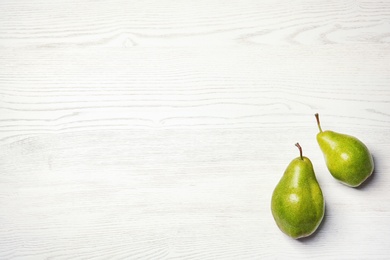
[295,143,303,160]
[315,113,323,132]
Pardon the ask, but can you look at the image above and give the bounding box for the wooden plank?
[0,0,390,47]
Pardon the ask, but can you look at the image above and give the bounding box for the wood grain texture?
[1,46,390,145]
[1,0,390,259]
[0,0,390,47]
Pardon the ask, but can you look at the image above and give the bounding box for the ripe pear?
[271,143,325,239]
[315,114,374,187]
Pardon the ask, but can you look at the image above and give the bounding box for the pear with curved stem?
[315,113,374,187]
[271,143,325,239]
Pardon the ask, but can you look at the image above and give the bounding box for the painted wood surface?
[1,1,390,259]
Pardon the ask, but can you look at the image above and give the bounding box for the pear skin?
[315,114,374,187]
[271,143,325,239]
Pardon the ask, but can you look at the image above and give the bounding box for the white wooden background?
[1,0,390,259]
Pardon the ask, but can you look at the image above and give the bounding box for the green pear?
[315,114,374,187]
[271,143,325,239]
